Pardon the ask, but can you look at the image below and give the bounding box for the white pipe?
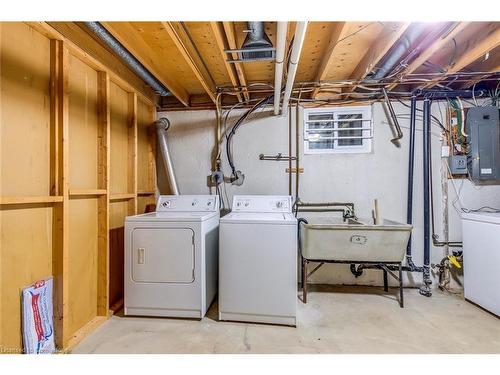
[273,22,288,115]
[281,22,308,116]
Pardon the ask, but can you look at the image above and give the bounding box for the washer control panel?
[157,195,219,212]
[232,195,292,213]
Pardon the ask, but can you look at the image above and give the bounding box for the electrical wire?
[226,95,274,177]
[220,98,262,143]
[457,97,467,138]
[445,162,500,214]
[395,99,448,133]
[461,206,500,213]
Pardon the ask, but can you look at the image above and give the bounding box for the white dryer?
[219,195,297,326]
[462,212,500,316]
[125,195,219,319]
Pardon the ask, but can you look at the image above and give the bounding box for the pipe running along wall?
[274,22,288,115]
[406,96,419,270]
[155,118,180,195]
[281,22,308,116]
[84,22,171,97]
[420,98,432,296]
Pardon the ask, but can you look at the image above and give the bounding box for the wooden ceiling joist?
[424,23,500,89]
[386,22,471,90]
[222,21,250,102]
[311,22,348,98]
[209,22,243,103]
[162,22,217,104]
[447,25,500,73]
[347,22,411,93]
[49,21,499,109]
[100,22,190,107]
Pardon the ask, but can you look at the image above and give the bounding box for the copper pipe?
[288,106,293,196]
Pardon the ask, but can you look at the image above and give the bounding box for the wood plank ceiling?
[48,21,500,110]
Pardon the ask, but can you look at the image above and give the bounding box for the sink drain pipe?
[406,96,422,272]
[420,98,432,296]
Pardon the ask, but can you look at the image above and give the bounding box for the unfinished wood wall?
[0,22,157,352]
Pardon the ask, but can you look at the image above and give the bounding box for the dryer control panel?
[232,195,292,213]
[157,195,219,212]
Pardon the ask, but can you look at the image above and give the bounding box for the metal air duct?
[155,118,180,195]
[84,22,171,97]
[370,25,427,80]
[241,22,274,60]
[225,22,276,63]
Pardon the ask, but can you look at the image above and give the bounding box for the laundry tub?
[298,216,412,306]
[299,217,412,263]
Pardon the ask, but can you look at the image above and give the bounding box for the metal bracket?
[259,153,297,161]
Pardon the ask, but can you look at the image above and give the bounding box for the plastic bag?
[22,278,56,354]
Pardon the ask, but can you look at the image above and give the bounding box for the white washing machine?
[125,195,219,319]
[219,195,297,326]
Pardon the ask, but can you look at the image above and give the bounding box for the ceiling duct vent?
[225,22,276,63]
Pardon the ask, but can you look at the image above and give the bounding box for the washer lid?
[221,212,297,225]
[462,212,500,225]
[126,210,219,223]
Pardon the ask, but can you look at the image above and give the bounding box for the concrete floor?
[72,286,500,354]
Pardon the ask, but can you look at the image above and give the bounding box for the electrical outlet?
[450,155,467,175]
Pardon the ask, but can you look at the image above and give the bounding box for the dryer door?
[131,227,195,283]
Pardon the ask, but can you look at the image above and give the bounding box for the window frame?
[303,105,373,154]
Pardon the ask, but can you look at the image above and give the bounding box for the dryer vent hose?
[155,118,180,195]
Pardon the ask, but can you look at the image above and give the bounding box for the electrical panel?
[466,106,500,184]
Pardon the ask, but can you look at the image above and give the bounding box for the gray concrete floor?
[72,286,500,354]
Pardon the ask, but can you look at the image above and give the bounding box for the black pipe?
[352,263,420,273]
[420,98,432,297]
[406,96,418,270]
[414,89,488,100]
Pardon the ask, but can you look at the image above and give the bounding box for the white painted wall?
[158,101,500,289]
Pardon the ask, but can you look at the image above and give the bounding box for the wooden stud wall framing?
[0,22,157,352]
